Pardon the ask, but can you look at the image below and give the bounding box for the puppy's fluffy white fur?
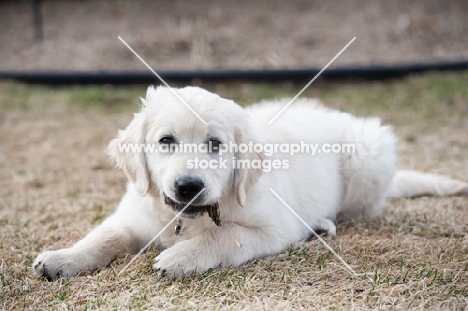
[33,86,468,280]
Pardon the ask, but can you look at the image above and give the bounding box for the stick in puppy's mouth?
[163,193,221,227]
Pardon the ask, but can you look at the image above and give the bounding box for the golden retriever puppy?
[33,86,468,280]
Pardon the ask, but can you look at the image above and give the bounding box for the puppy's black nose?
[175,178,204,201]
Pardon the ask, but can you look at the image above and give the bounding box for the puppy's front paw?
[33,249,82,281]
[153,240,217,278]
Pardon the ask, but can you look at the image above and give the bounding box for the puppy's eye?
[159,136,175,145]
[209,138,221,153]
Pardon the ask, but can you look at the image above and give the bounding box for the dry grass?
[1,72,468,310]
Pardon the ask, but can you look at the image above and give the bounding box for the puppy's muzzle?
[165,177,221,226]
[175,177,205,202]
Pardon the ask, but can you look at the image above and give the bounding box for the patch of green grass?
[1,71,467,125]
[315,251,333,270]
[68,85,145,113]
[0,82,46,110]
[0,81,145,113]
[312,71,468,126]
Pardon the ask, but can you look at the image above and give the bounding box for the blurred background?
[1,0,467,71]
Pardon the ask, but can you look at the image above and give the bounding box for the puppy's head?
[107,86,263,219]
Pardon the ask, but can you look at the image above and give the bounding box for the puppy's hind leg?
[306,218,336,241]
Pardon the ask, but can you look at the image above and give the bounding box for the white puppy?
[33,86,468,280]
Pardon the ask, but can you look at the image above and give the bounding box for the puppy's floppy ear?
[233,128,265,207]
[107,112,150,196]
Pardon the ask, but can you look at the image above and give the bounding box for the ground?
[0,71,467,309]
[1,0,468,71]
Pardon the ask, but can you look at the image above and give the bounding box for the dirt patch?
[1,0,467,71]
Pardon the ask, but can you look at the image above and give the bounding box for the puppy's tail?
[388,170,468,198]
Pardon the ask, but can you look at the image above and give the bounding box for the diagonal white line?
[118,36,207,125]
[268,188,358,276]
[118,188,206,275]
[268,37,356,124]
